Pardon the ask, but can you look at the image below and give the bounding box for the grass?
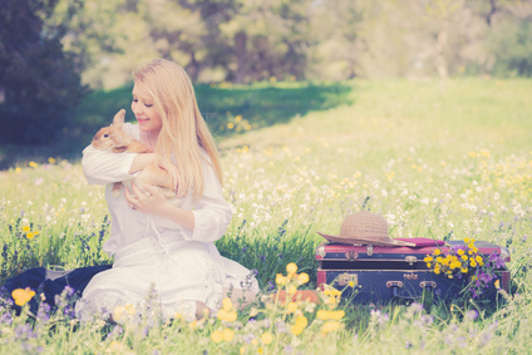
[0,78,531,354]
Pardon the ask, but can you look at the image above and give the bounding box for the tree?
[219,0,311,83]
[0,0,85,144]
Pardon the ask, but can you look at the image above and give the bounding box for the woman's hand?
[154,156,179,192]
[124,182,195,231]
[124,182,171,216]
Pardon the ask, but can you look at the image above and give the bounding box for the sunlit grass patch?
[0,78,530,353]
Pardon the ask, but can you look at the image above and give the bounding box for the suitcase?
[315,239,511,304]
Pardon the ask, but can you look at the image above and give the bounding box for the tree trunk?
[436,26,448,79]
[234,31,248,83]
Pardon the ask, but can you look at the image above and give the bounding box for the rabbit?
[91,109,178,199]
[91,109,153,154]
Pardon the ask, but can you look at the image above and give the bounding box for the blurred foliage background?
[0,0,531,165]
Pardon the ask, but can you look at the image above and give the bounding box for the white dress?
[75,123,258,321]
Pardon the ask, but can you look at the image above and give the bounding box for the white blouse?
[81,123,233,256]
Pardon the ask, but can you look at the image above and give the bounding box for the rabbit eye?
[103,134,109,138]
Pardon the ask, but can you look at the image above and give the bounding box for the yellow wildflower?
[211,329,223,343]
[48,157,56,164]
[218,298,237,322]
[286,262,298,275]
[29,161,38,168]
[290,315,308,336]
[11,287,36,306]
[261,332,273,345]
[286,302,298,313]
[461,255,468,261]
[475,255,483,263]
[26,232,35,240]
[15,167,22,173]
[434,249,441,256]
[450,260,461,270]
[321,320,343,335]
[217,309,237,322]
[424,256,434,262]
[348,280,356,288]
[227,122,234,129]
[317,310,345,321]
[461,267,468,273]
[323,288,342,297]
[457,249,465,256]
[494,279,500,289]
[297,272,309,285]
[235,115,242,123]
[470,260,477,267]
[112,305,125,322]
[464,238,471,244]
[124,303,136,316]
[22,225,30,233]
[276,273,287,286]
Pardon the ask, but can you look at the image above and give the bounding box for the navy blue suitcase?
[315,240,511,304]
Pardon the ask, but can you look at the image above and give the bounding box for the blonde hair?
[133,58,222,197]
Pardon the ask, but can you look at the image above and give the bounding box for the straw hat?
[318,211,415,247]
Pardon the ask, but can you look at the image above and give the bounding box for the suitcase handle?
[386,281,404,298]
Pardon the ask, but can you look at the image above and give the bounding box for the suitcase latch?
[419,281,437,289]
[317,245,326,258]
[405,256,417,266]
[403,272,418,280]
[336,273,358,287]
[345,250,359,260]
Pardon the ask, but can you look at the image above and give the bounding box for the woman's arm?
[81,145,158,184]
[124,157,232,242]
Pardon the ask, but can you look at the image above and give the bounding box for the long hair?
[133,59,222,197]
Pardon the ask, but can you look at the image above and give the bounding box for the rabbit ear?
[112,109,126,126]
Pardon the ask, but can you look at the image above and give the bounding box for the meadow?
[0,78,530,354]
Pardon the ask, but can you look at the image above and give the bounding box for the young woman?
[75,59,259,321]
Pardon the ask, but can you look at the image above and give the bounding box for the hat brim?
[317,232,416,247]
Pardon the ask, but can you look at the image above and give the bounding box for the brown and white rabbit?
[91,109,178,198]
